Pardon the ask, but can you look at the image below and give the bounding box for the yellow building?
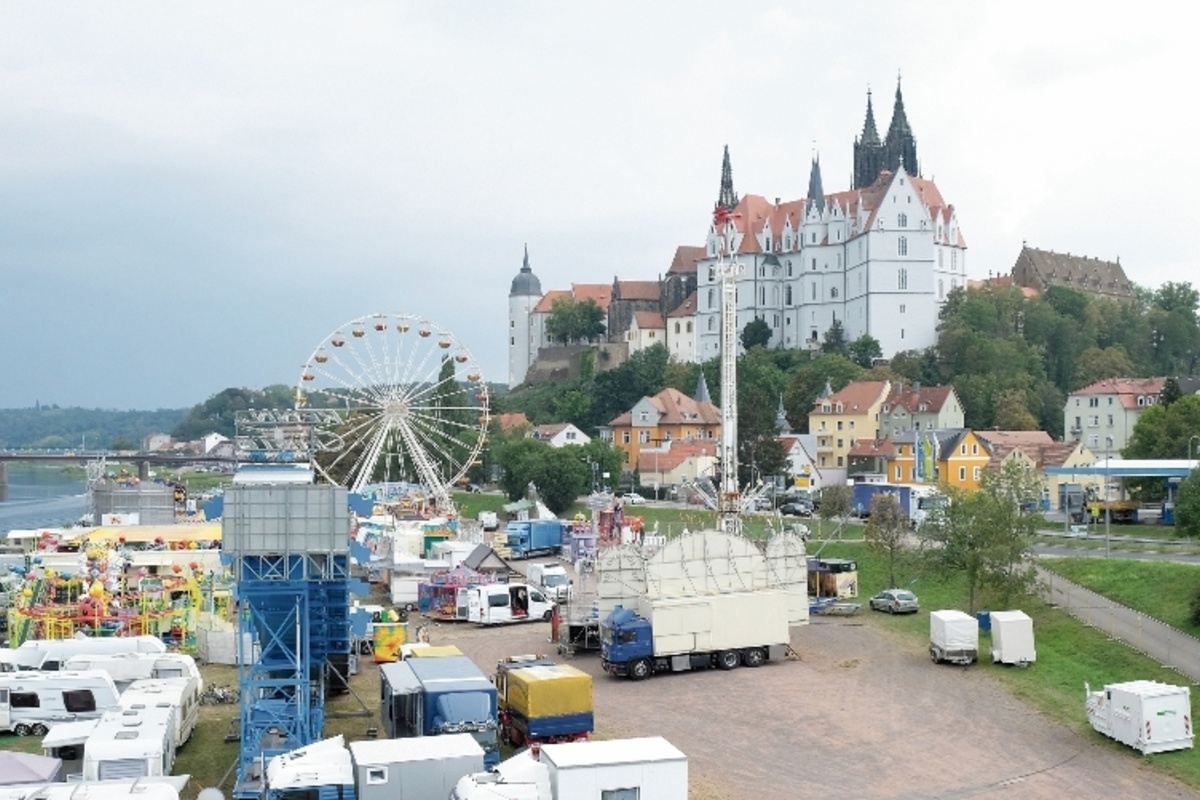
[808,380,890,476]
[604,387,722,472]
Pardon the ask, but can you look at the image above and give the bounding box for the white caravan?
[465,583,555,626]
[42,718,100,779]
[121,676,201,748]
[0,669,121,735]
[83,705,177,781]
[7,635,166,671]
[0,778,185,800]
[63,653,201,693]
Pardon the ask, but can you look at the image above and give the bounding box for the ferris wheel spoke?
[309,358,381,408]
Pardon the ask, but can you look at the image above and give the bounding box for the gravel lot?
[420,561,1197,800]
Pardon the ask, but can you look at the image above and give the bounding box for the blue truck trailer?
[379,655,500,768]
[505,519,565,559]
[852,483,914,519]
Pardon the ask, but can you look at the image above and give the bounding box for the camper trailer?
[42,718,99,778]
[82,705,177,780]
[62,653,201,693]
[465,583,555,626]
[0,669,121,735]
[121,676,201,748]
[8,635,166,671]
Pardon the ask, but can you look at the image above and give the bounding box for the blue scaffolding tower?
[223,483,351,800]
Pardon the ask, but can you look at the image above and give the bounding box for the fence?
[1038,566,1200,683]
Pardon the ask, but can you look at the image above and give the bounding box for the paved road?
[1034,543,1200,563]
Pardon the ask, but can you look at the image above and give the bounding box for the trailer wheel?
[13,724,31,737]
[743,648,766,667]
[629,658,652,681]
[717,650,740,670]
[542,609,554,622]
[31,723,49,736]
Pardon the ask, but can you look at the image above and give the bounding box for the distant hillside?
[0,406,188,450]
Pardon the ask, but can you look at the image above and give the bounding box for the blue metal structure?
[224,485,352,800]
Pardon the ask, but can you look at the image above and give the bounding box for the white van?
[121,676,201,748]
[63,653,201,693]
[83,705,177,780]
[465,583,555,626]
[527,563,572,602]
[0,669,121,736]
[13,635,166,671]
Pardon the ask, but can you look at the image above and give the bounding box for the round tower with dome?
[508,244,542,387]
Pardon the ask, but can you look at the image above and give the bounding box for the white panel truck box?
[1086,680,1194,754]
[989,610,1036,666]
[600,590,791,679]
[350,734,484,800]
[451,735,687,800]
[929,610,978,665]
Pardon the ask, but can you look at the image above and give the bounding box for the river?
[0,465,87,533]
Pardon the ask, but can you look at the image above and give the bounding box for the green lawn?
[1040,557,1200,636]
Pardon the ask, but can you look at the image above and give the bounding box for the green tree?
[741,317,772,349]
[992,389,1039,430]
[847,335,883,369]
[917,462,1040,612]
[1161,376,1183,407]
[821,319,848,355]
[545,297,606,345]
[496,437,553,501]
[1071,346,1135,391]
[1174,467,1200,539]
[864,492,908,587]
[109,436,137,451]
[526,446,590,515]
[1124,396,1200,460]
[818,483,852,520]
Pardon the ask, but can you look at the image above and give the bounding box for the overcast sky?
[1,2,1193,411]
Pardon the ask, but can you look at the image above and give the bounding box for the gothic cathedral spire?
[884,76,919,178]
[715,144,739,211]
[807,155,825,214]
[853,89,886,189]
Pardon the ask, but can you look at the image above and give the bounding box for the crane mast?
[715,209,743,536]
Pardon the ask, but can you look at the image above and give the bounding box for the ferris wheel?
[296,313,490,506]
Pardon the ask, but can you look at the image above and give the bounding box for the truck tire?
[13,723,31,737]
[629,658,652,681]
[717,650,740,670]
[31,723,49,736]
[743,647,766,667]
[542,609,554,621]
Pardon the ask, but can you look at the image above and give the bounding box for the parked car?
[869,589,920,615]
[621,493,646,505]
[466,483,483,493]
[779,501,813,517]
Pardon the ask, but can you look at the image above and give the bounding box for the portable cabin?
[1086,680,1194,754]
[350,735,484,800]
[62,653,201,693]
[0,670,121,736]
[988,610,1036,666]
[121,676,201,748]
[41,719,99,778]
[82,705,177,781]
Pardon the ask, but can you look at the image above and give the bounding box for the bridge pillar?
[138,460,150,482]
[0,461,7,502]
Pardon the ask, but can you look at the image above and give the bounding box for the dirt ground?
[411,560,1197,800]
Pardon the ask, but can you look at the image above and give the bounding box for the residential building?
[1064,377,1166,454]
[665,291,697,363]
[528,423,590,448]
[625,311,666,355]
[1010,244,1134,300]
[603,386,722,474]
[493,412,531,434]
[779,434,823,491]
[635,439,719,496]
[879,383,964,440]
[142,433,173,452]
[984,438,1098,510]
[808,380,891,484]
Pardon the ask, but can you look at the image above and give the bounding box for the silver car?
[869,589,920,614]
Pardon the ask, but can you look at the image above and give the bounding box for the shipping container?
[350,734,484,800]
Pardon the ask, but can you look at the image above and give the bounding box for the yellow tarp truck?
[495,660,593,747]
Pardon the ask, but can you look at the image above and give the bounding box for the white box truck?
[600,591,791,679]
[1086,680,1194,754]
[989,610,1036,666]
[451,735,687,800]
[929,610,978,665]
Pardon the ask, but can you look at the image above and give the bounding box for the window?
[837,421,843,430]
[708,288,715,309]
[900,304,906,314]
[895,466,902,481]
[971,444,978,455]
[760,287,765,305]
[63,690,97,713]
[837,456,844,466]
[831,287,839,299]
[11,691,39,708]
[367,768,388,785]
[973,467,981,481]
[898,213,907,227]
[811,283,816,301]
[785,286,793,305]
[898,268,908,290]
[960,444,967,455]
[509,336,514,346]
[488,593,509,608]
[686,321,692,333]
[811,257,817,270]
[959,466,966,481]
[639,431,650,444]
[708,316,715,331]
[951,251,958,270]
[622,431,630,444]
[837,439,844,448]
[601,788,640,800]
[938,279,944,299]
[1107,414,1113,426]
[1089,397,1099,407]
[674,322,680,334]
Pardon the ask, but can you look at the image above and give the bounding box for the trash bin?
[976,611,991,632]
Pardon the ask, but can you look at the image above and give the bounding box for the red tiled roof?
[1072,377,1166,409]
[667,291,697,318]
[571,283,613,310]
[495,412,530,432]
[531,423,569,439]
[636,438,718,472]
[609,387,722,427]
[532,289,570,314]
[633,311,665,330]
[849,438,896,457]
[974,430,1053,448]
[811,381,890,414]
[668,246,706,275]
[616,280,661,301]
[887,384,954,413]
